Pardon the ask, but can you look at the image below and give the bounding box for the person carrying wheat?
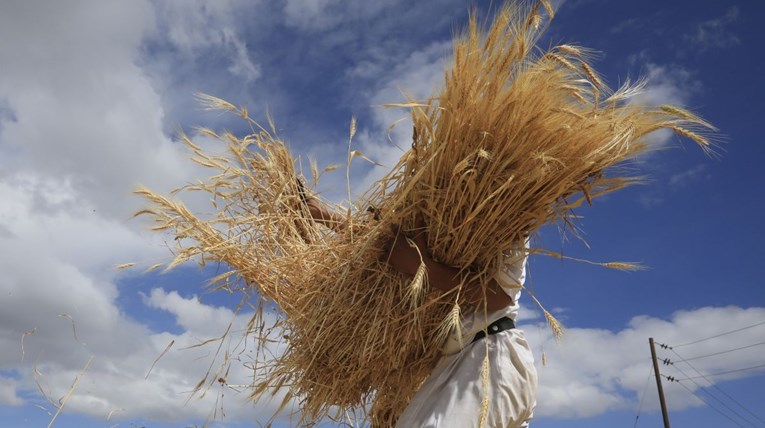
[304,180,537,427]
[136,2,716,426]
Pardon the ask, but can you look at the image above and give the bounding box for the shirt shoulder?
[494,239,528,292]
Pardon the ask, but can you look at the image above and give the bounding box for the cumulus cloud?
[0,173,243,424]
[351,41,451,196]
[0,0,197,219]
[631,63,700,108]
[13,285,286,424]
[145,289,248,339]
[0,0,178,375]
[623,62,703,153]
[0,0,270,425]
[0,158,278,424]
[525,306,765,418]
[0,378,23,407]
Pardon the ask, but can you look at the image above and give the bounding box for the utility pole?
[649,337,671,428]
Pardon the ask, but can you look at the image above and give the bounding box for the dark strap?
[471,316,515,343]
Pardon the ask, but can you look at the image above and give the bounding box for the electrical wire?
[661,351,763,427]
[674,321,765,348]
[633,364,654,428]
[672,344,765,424]
[652,328,765,426]
[672,379,747,428]
[662,370,757,427]
[674,363,765,381]
[670,347,765,426]
[682,341,765,362]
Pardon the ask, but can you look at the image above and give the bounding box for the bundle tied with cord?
[136,1,715,426]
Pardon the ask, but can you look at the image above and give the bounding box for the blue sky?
[0,0,763,427]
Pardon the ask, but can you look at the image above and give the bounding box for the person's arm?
[385,226,514,311]
[305,197,346,231]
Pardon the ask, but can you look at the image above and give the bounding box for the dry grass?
[135,1,714,426]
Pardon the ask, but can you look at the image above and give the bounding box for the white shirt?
[442,247,528,355]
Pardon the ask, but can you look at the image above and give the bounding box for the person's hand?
[382,215,517,311]
[384,218,430,276]
[305,197,322,214]
[300,191,345,231]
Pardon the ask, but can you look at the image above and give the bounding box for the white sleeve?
[493,240,528,296]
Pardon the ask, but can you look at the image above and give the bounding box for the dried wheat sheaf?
[136,1,715,426]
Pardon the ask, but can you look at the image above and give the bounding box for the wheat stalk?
[135,0,715,425]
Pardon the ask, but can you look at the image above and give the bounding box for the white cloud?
[0,378,23,407]
[0,0,198,220]
[669,164,710,189]
[14,285,287,424]
[609,16,642,34]
[145,289,246,338]
[613,61,709,208]
[638,162,710,210]
[0,1,206,392]
[283,0,398,32]
[284,0,344,31]
[0,168,283,424]
[639,193,664,210]
[151,0,261,82]
[525,305,765,418]
[627,63,702,151]
[287,39,451,204]
[226,31,261,83]
[0,0,278,425]
[686,7,740,52]
[631,63,699,108]
[352,41,451,196]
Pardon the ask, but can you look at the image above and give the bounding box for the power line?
[673,321,765,348]
[652,325,765,427]
[633,364,654,428]
[661,349,765,427]
[655,331,765,425]
[674,363,765,381]
[661,357,761,427]
[669,346,765,427]
[683,341,765,362]
[661,372,758,428]
[659,341,765,367]
[671,379,747,428]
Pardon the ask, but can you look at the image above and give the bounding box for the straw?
[136,1,714,425]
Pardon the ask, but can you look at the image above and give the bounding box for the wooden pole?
[649,337,671,428]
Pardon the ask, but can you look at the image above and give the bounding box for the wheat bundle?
[136,1,714,426]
